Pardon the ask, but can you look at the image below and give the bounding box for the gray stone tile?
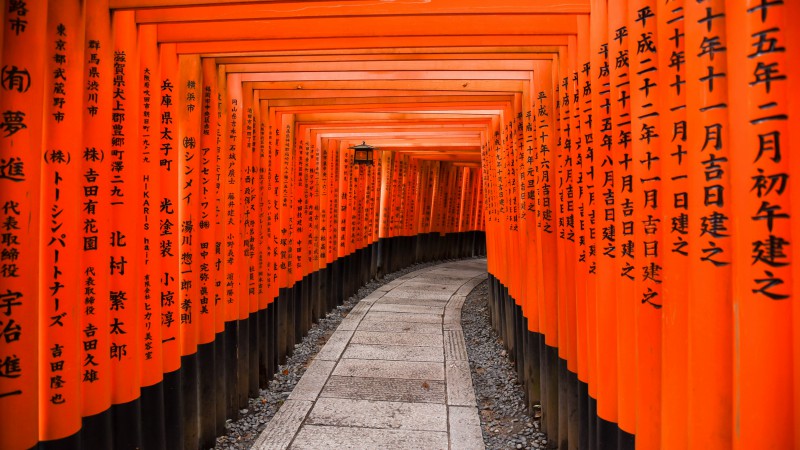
[375,297,449,307]
[443,307,463,330]
[445,359,477,406]
[399,281,462,290]
[290,425,448,450]
[320,376,446,403]
[342,343,443,362]
[362,311,442,324]
[350,330,442,347]
[369,303,445,315]
[288,359,337,401]
[251,400,313,450]
[315,328,355,361]
[305,397,447,431]
[448,406,484,449]
[382,290,453,301]
[443,329,468,361]
[412,274,471,283]
[356,320,441,334]
[333,358,444,381]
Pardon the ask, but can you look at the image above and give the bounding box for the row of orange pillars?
[0,2,487,449]
[483,1,799,450]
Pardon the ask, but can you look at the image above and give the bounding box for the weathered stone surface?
[448,406,484,449]
[305,397,447,431]
[369,303,445,315]
[444,329,468,361]
[446,359,477,406]
[320,375,446,404]
[381,289,453,301]
[251,400,313,450]
[332,358,444,381]
[315,328,355,361]
[288,360,336,401]
[350,330,442,347]
[362,311,442,324]
[355,320,441,334]
[342,343,443,362]
[290,425,448,450]
[374,297,449,307]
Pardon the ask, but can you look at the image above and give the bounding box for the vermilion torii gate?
[0,1,797,449]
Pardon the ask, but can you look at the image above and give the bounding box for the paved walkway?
[252,259,488,449]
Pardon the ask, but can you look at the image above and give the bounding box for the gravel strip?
[461,280,549,450]
[213,258,478,450]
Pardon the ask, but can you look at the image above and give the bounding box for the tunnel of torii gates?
[0,0,799,449]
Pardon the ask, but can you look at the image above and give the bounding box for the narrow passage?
[251,259,488,449]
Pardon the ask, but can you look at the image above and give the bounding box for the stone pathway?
[251,259,488,450]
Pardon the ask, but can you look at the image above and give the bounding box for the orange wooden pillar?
[575,14,595,450]
[225,72,246,411]
[0,1,46,448]
[237,81,253,403]
[177,53,202,448]
[655,1,689,448]
[685,2,733,448]
[136,22,166,450]
[39,0,84,445]
[109,14,143,444]
[588,0,614,446]
[532,57,560,441]
[214,63,230,430]
[627,1,663,449]
[789,0,800,446]
[79,0,113,447]
[606,0,636,445]
[157,41,183,450]
[261,98,280,388]
[253,90,268,393]
[291,121,305,339]
[277,110,295,363]
[554,41,577,450]
[565,37,582,450]
[197,56,221,448]
[727,1,793,448]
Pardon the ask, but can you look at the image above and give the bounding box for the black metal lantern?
[349,141,374,165]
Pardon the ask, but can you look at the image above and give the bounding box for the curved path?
[252,259,488,449]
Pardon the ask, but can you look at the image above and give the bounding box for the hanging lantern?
[349,141,375,165]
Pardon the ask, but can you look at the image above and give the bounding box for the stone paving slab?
[398,281,463,290]
[290,425,448,450]
[288,359,337,401]
[315,328,355,361]
[448,406,485,449]
[444,329,468,361]
[374,297,449,307]
[355,320,442,334]
[252,259,487,450]
[381,290,454,300]
[251,400,313,449]
[320,376,446,403]
[305,397,448,431]
[361,311,442,324]
[350,330,443,347]
[369,303,445,314]
[445,359,477,406]
[342,343,443,362]
[332,358,444,381]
